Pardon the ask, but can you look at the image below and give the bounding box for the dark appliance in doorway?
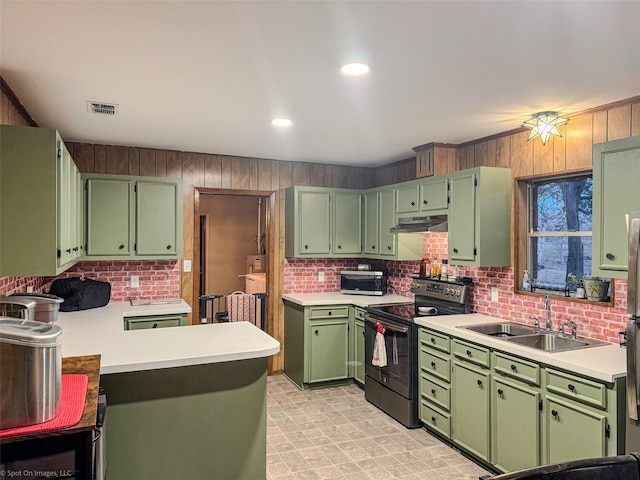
[364,277,471,428]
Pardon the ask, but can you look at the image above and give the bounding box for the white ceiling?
[1,1,639,167]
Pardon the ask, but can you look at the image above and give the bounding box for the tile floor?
[266,374,491,480]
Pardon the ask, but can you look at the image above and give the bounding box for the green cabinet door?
[452,360,491,462]
[420,177,449,212]
[449,172,476,262]
[308,321,349,383]
[593,135,640,277]
[333,191,362,255]
[379,189,397,256]
[543,395,608,464]
[492,376,540,472]
[136,181,179,255]
[396,184,420,214]
[57,142,71,267]
[364,191,379,255]
[299,190,331,255]
[354,319,365,384]
[86,177,133,256]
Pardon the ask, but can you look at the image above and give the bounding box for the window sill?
[514,289,614,307]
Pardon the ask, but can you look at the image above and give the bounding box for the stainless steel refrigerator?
[626,211,640,453]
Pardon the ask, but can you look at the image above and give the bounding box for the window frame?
[514,170,614,305]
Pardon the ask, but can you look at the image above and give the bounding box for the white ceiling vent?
[86,101,119,116]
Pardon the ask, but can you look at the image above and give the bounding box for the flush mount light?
[522,111,569,145]
[340,62,370,76]
[271,118,292,127]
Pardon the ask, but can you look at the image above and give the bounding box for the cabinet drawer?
[419,328,450,354]
[308,306,350,320]
[421,400,451,438]
[545,369,607,409]
[354,307,366,321]
[493,351,541,386]
[420,348,451,382]
[124,314,186,330]
[452,339,490,368]
[421,373,451,411]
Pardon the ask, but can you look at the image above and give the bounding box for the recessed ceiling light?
[271,118,292,127]
[340,63,370,76]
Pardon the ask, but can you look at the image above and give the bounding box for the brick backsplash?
[0,260,181,302]
[284,232,628,344]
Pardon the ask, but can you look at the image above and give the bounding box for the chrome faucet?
[559,320,578,339]
[544,295,552,331]
[529,315,540,329]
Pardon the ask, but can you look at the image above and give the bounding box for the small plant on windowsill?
[582,275,611,302]
[567,273,587,299]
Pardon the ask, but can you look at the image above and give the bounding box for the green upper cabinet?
[86,177,133,256]
[396,184,420,214]
[592,135,640,278]
[420,177,449,212]
[84,174,182,260]
[448,167,511,267]
[136,181,181,255]
[333,190,363,255]
[0,125,84,276]
[285,186,362,258]
[369,187,423,260]
[364,190,380,255]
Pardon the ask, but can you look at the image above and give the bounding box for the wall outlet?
[26,286,34,293]
[130,275,140,288]
[183,260,192,272]
[318,271,325,282]
[491,286,499,302]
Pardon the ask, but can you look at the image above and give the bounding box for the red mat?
[0,374,89,438]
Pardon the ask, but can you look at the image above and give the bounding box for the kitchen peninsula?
[56,301,280,480]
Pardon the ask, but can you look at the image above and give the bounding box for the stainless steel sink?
[462,322,539,338]
[506,333,609,352]
[460,322,610,353]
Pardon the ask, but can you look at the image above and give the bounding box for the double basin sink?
[460,322,608,353]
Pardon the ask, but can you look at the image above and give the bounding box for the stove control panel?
[411,278,468,304]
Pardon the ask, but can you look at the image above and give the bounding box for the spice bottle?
[440,259,448,281]
[431,257,440,279]
[419,258,430,277]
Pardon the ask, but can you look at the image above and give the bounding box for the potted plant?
[567,273,586,299]
[582,275,610,301]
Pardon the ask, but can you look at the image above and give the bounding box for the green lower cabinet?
[124,314,189,330]
[308,321,349,382]
[543,394,608,464]
[491,376,540,473]
[354,319,365,385]
[452,360,491,462]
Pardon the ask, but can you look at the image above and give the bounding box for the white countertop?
[56,300,280,375]
[415,314,626,383]
[282,292,413,307]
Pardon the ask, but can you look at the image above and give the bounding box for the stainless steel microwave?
[340,271,387,296]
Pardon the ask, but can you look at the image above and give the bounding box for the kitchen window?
[519,173,607,299]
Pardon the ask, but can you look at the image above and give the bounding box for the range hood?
[389,215,448,234]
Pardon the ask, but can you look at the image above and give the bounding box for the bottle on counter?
[441,259,448,281]
[419,258,430,277]
[448,264,457,282]
[522,270,531,291]
[430,257,440,279]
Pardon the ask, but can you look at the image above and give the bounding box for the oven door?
[364,314,412,398]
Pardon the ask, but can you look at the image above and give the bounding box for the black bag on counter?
[49,277,111,312]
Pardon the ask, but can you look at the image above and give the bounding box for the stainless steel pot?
[0,318,62,428]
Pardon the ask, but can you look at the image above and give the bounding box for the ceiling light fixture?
[340,62,370,76]
[271,118,292,127]
[522,111,569,145]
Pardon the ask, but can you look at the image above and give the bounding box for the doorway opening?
[194,188,273,329]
